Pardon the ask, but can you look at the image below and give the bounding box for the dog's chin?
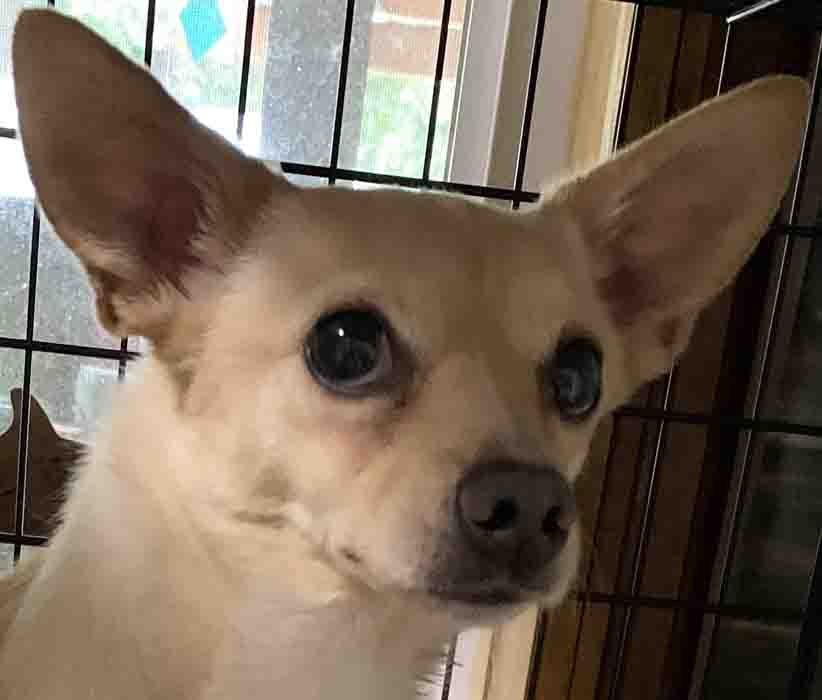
[429,586,528,621]
[420,584,557,626]
[325,548,547,621]
[431,587,525,607]
[318,523,577,622]
[318,554,568,629]
[427,580,565,610]
[420,557,577,624]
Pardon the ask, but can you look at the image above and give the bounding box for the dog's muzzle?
[430,460,576,605]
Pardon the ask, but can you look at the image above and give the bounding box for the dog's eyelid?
[554,322,599,347]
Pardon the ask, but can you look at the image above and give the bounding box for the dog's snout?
[456,462,575,577]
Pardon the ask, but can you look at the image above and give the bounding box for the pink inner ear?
[141,173,202,287]
[592,158,741,327]
[597,261,650,325]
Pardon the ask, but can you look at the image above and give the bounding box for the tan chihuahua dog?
[0,9,809,700]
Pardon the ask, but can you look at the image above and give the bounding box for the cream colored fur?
[0,8,809,700]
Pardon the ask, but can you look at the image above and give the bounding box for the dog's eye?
[305,309,393,396]
[547,337,602,420]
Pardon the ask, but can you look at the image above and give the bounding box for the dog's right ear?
[555,75,808,385]
[12,9,281,341]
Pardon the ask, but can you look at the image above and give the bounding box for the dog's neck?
[0,359,447,700]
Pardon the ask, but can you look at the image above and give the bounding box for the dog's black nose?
[456,461,575,578]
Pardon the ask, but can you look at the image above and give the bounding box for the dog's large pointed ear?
[12,9,282,340]
[558,76,809,382]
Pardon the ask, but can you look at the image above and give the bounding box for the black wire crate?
[613,0,822,27]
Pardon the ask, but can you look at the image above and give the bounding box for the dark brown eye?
[304,309,393,397]
[547,337,602,420]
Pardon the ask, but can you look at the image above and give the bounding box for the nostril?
[542,505,565,536]
[474,499,518,532]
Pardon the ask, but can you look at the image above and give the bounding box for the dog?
[0,8,808,700]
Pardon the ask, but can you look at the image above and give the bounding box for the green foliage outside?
[358,71,454,180]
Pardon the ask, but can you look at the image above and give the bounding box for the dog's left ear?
[559,75,809,382]
[12,9,280,342]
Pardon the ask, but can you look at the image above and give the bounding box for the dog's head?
[12,10,807,623]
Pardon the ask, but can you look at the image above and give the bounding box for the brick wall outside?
[375,0,465,78]
[253,1,465,80]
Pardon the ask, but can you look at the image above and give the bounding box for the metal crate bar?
[727,0,784,22]
[611,0,822,26]
[575,591,803,627]
[122,0,159,380]
[118,338,129,380]
[12,207,40,561]
[0,531,48,548]
[0,337,136,362]
[498,5,551,695]
[605,10,690,696]
[422,0,453,183]
[611,5,645,152]
[772,223,822,239]
[727,0,822,26]
[143,0,156,66]
[607,373,677,700]
[279,161,542,202]
[328,0,356,185]
[512,0,551,210]
[438,642,458,700]
[609,0,741,15]
[236,0,256,141]
[0,118,544,200]
[524,609,550,700]
[703,34,822,685]
[787,533,822,699]
[565,416,626,700]
[11,0,49,550]
[615,405,822,438]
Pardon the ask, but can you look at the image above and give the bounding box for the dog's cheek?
[227,351,525,594]
[313,442,456,592]
[249,355,398,505]
[324,486,443,592]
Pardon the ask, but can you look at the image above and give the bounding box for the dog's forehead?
[250,184,583,352]
[300,186,518,255]
[268,186,572,275]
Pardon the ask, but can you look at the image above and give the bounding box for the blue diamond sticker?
[180,0,226,62]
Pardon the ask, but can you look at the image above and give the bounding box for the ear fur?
[12,9,283,340]
[559,75,809,380]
